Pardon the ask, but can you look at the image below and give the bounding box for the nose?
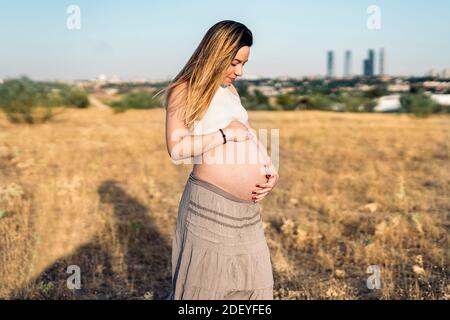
[234,64,243,76]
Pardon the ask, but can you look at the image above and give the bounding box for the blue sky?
[0,0,449,80]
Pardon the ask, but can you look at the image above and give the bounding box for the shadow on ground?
[13,179,172,299]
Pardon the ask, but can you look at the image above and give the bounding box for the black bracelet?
[218,128,227,144]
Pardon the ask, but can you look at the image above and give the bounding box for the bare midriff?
[191,136,270,202]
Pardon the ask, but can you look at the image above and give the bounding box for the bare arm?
[168,128,226,161]
[165,83,227,161]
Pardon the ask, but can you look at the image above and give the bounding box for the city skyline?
[327,48,386,78]
[1,0,449,81]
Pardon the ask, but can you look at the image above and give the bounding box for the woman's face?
[223,46,250,86]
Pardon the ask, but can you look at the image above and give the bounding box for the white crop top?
[190,85,249,136]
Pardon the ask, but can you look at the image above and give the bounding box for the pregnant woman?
[161,20,279,300]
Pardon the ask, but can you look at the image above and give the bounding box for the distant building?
[363,59,369,77]
[303,75,322,81]
[327,51,335,78]
[247,85,279,96]
[380,75,393,82]
[431,94,450,107]
[428,69,450,79]
[427,69,440,77]
[92,74,108,88]
[363,49,375,77]
[109,74,121,84]
[369,49,375,75]
[104,88,119,95]
[279,87,296,94]
[374,94,401,112]
[379,48,386,76]
[441,69,450,79]
[356,84,374,92]
[275,75,291,81]
[241,74,261,80]
[387,83,410,92]
[423,81,450,91]
[344,50,352,77]
[430,94,450,106]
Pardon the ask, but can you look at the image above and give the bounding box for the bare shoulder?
[167,81,188,113]
[168,81,188,103]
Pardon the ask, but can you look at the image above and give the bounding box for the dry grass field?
[0,105,448,299]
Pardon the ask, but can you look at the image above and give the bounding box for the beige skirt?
[168,172,274,300]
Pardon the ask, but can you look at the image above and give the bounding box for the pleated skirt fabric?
[168,172,274,300]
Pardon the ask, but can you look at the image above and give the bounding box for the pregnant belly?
[192,139,270,202]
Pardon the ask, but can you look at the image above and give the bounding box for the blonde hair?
[154,20,253,130]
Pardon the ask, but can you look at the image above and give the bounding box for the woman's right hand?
[223,120,251,142]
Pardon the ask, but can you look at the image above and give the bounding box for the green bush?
[111,91,161,112]
[305,94,335,110]
[364,85,387,99]
[400,92,440,117]
[241,89,272,110]
[60,87,89,108]
[0,77,90,123]
[338,94,375,112]
[0,77,53,123]
[276,94,298,110]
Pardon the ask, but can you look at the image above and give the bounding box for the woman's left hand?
[252,165,279,203]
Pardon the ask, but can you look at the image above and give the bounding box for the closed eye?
[232,59,248,67]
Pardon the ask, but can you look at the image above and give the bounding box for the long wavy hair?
[154,20,253,130]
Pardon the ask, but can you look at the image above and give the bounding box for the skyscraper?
[363,59,369,76]
[344,50,352,77]
[363,49,375,77]
[379,48,386,76]
[369,49,375,76]
[327,51,334,78]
